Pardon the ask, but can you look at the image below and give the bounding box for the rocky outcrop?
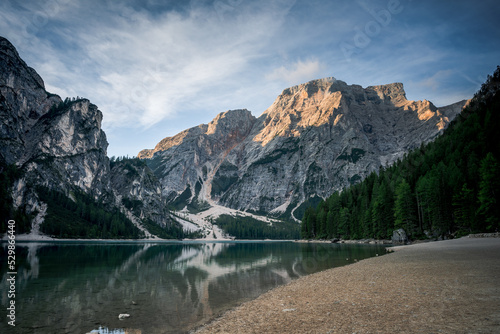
[110,158,171,227]
[137,109,258,208]
[0,36,175,236]
[140,77,468,221]
[1,37,111,216]
[392,228,408,245]
[1,37,61,165]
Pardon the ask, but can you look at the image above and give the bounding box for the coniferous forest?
[36,186,144,239]
[301,67,500,240]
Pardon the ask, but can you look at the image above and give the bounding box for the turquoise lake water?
[0,241,386,333]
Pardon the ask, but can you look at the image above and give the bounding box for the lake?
[0,241,386,333]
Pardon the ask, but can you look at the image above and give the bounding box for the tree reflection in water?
[0,241,384,333]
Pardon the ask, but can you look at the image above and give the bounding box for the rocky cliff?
[0,36,174,236]
[0,37,111,220]
[139,77,467,221]
[110,158,170,227]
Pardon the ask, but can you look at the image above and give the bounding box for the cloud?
[266,59,325,86]
[1,0,296,129]
[2,0,499,157]
[420,70,454,91]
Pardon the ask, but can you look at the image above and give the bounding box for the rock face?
[0,36,172,233]
[139,77,467,221]
[0,37,111,215]
[110,158,170,227]
[0,38,61,166]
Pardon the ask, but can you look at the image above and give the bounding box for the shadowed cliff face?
[0,37,62,165]
[110,158,171,227]
[139,77,468,221]
[0,37,112,216]
[0,36,170,232]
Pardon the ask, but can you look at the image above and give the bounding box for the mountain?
[0,35,471,239]
[0,36,177,238]
[138,77,468,222]
[300,66,500,240]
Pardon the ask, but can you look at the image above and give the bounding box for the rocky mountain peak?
[1,37,62,166]
[1,36,180,238]
[139,76,469,221]
[138,109,257,159]
[281,77,340,96]
[206,109,256,135]
[0,37,45,90]
[367,82,407,105]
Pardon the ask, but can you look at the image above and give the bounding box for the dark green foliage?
[141,218,195,239]
[452,183,476,235]
[186,198,211,213]
[0,162,32,234]
[394,179,418,236]
[40,97,87,121]
[477,153,500,230]
[37,187,143,239]
[216,214,300,240]
[293,195,323,222]
[302,66,500,240]
[110,156,146,170]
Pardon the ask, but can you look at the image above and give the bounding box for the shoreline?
[0,234,296,243]
[193,237,500,333]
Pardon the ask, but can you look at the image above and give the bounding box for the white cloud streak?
[266,59,325,86]
[1,0,498,156]
[1,0,297,129]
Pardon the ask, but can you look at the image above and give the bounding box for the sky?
[1,0,499,157]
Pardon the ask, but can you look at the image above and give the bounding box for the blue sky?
[1,0,499,157]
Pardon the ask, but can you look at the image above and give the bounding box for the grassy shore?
[193,237,500,333]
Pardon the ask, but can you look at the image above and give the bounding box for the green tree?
[301,207,316,239]
[452,183,477,233]
[371,180,393,239]
[338,207,350,237]
[477,153,500,231]
[394,179,418,238]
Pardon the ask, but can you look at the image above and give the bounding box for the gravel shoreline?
[193,237,500,333]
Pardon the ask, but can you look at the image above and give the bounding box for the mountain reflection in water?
[0,241,385,333]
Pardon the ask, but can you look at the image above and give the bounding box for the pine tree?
[394,179,418,238]
[338,207,350,238]
[452,183,476,233]
[477,152,500,231]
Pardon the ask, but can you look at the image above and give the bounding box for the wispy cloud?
[1,0,296,129]
[266,59,325,86]
[1,0,499,156]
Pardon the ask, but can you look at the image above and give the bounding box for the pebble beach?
[194,237,500,333]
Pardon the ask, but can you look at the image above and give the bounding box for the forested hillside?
[301,67,500,240]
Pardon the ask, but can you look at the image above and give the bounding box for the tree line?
[301,66,500,240]
[216,214,300,240]
[0,163,32,234]
[37,186,144,239]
